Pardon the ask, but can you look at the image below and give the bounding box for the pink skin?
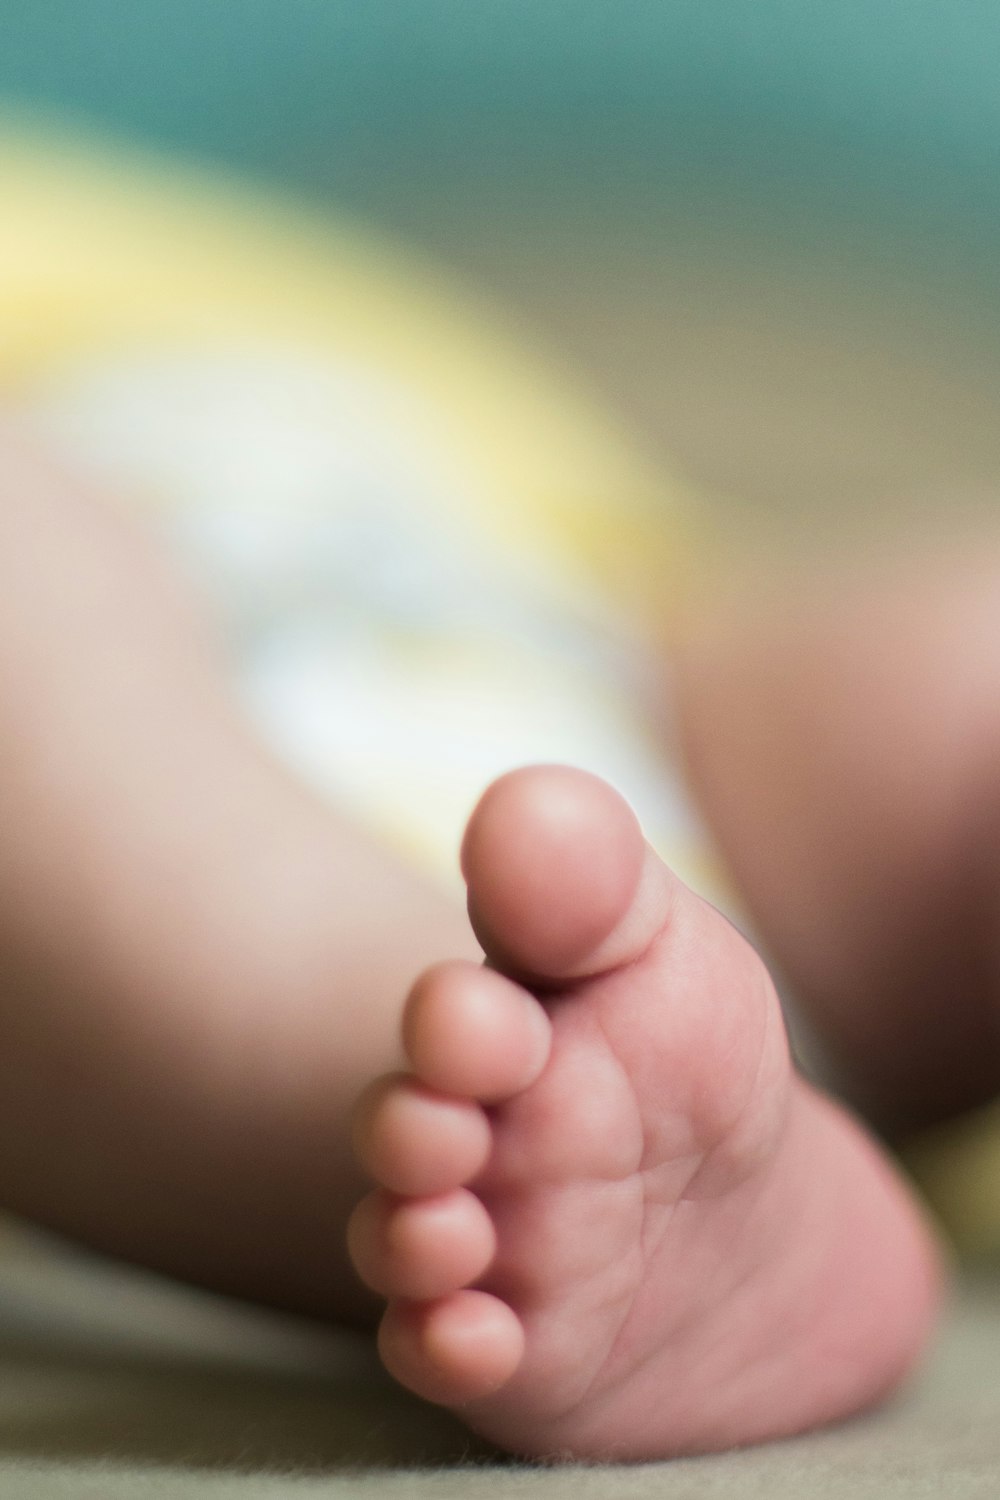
[349,766,943,1461]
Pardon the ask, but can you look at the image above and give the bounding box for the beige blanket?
[0,1220,995,1499]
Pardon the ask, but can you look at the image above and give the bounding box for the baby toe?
[379,1290,525,1406]
[404,961,551,1104]
[352,1075,492,1196]
[347,1187,496,1301]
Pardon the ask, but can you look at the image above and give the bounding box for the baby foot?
[349,767,941,1460]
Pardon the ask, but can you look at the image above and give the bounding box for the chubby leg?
[350,767,941,1460]
[674,545,1000,1131]
[0,423,477,1320]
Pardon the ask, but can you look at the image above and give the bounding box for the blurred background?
[4,0,1000,543]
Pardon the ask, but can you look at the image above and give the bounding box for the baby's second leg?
[0,425,477,1320]
[674,547,1000,1133]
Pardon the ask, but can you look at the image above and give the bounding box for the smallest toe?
[404,961,551,1104]
[379,1290,525,1406]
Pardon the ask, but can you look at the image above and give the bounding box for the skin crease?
[0,423,959,1459]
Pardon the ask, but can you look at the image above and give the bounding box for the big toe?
[461,765,670,983]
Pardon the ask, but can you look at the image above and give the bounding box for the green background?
[2,2,999,272]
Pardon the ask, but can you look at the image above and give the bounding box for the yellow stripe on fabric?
[0,124,692,628]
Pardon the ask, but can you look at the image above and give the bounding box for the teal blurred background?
[4,2,1000,260]
[4,1,1000,534]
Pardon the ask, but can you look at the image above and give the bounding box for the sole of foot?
[349,766,942,1460]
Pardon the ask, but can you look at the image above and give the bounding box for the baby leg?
[0,422,476,1319]
[675,545,1000,1131]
